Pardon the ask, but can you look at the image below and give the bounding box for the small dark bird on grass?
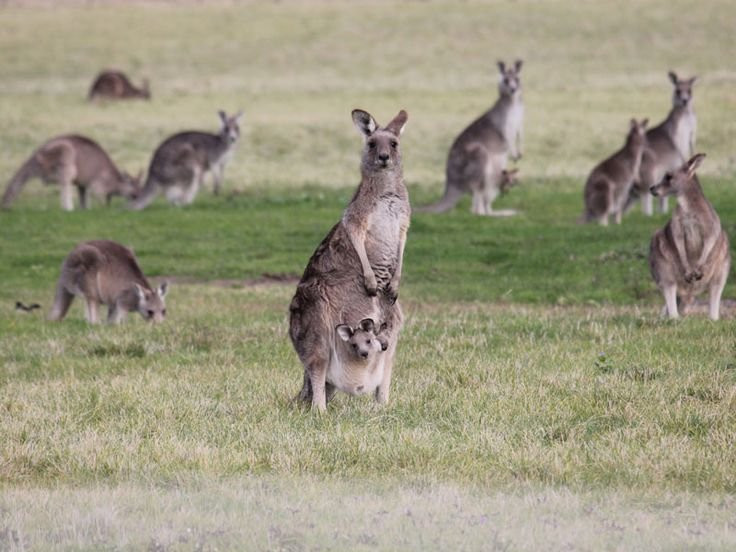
[15,301,41,312]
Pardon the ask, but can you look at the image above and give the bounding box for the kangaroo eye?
[368,141,376,149]
[390,140,398,149]
[162,309,167,316]
[352,343,358,350]
[147,310,154,317]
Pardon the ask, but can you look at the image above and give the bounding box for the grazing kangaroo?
[419,59,524,215]
[631,71,697,216]
[582,118,648,225]
[130,110,242,210]
[49,240,168,324]
[649,154,730,320]
[88,70,150,100]
[1,135,142,211]
[289,109,410,411]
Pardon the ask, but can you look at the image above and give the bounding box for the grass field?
[2,1,736,550]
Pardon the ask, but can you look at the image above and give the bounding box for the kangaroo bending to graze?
[582,118,648,225]
[289,109,410,412]
[88,70,150,101]
[49,240,168,324]
[130,110,242,210]
[629,71,697,216]
[1,135,142,211]
[419,60,523,216]
[649,154,730,320]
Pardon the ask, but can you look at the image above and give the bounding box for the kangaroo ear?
[385,110,408,136]
[136,169,144,182]
[336,324,353,341]
[352,109,378,137]
[497,60,506,73]
[668,71,678,84]
[686,153,706,176]
[218,110,228,124]
[233,110,244,121]
[358,318,375,332]
[158,281,168,298]
[688,76,697,86]
[641,118,649,129]
[134,283,146,303]
[514,59,523,73]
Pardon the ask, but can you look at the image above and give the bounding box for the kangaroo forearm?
[345,223,374,278]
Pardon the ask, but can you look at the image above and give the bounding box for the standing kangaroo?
[289,109,410,411]
[649,154,730,320]
[1,135,142,211]
[419,60,524,215]
[49,240,169,324]
[88,70,150,100]
[130,110,242,210]
[582,118,648,225]
[631,71,697,216]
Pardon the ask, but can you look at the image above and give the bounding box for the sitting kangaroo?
[88,70,150,101]
[582,119,648,225]
[649,154,730,320]
[289,109,410,411]
[1,135,141,211]
[630,71,697,215]
[130,110,242,209]
[419,60,523,215]
[49,240,168,324]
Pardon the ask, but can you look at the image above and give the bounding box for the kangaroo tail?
[416,186,463,213]
[1,156,42,208]
[128,174,159,210]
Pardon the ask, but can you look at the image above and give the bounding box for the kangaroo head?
[497,59,523,97]
[336,318,389,360]
[134,282,168,323]
[627,118,649,147]
[120,169,144,200]
[668,71,696,108]
[352,109,408,172]
[500,168,520,194]
[218,110,243,144]
[650,153,705,197]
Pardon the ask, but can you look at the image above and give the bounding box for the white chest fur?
[672,110,696,159]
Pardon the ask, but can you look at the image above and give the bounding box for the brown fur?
[130,111,242,209]
[88,70,150,100]
[648,154,730,320]
[289,109,410,411]
[49,240,168,324]
[420,60,524,215]
[582,119,648,225]
[1,135,142,211]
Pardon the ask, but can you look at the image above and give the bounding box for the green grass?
[2,1,736,550]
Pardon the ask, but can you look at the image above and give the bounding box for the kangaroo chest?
[503,101,523,144]
[671,111,695,159]
[365,194,409,285]
[327,349,385,396]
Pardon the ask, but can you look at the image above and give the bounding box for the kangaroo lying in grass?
[49,240,168,324]
[289,109,409,411]
[649,154,730,320]
[1,135,142,211]
[582,118,648,225]
[420,60,524,215]
[130,110,242,209]
[88,69,150,101]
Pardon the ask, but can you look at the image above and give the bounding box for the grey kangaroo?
[1,135,141,211]
[582,118,648,225]
[419,60,523,215]
[49,240,168,324]
[88,70,150,101]
[289,109,410,411]
[130,110,242,210]
[630,71,697,216]
[649,154,730,320]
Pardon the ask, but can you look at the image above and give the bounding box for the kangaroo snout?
[649,186,659,196]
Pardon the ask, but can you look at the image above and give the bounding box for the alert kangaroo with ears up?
[582,118,648,225]
[419,60,523,215]
[289,109,410,412]
[649,154,730,320]
[1,135,141,211]
[88,70,150,101]
[130,110,242,210]
[630,71,697,216]
[49,240,169,324]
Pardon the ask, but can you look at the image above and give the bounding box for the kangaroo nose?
[649,186,657,195]
[378,153,389,162]
[360,351,369,358]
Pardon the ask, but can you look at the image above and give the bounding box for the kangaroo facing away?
[289,109,410,411]
[1,135,141,211]
[419,59,524,215]
[582,118,648,225]
[49,240,168,324]
[88,70,150,101]
[130,110,242,210]
[630,71,697,216]
[649,154,730,320]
